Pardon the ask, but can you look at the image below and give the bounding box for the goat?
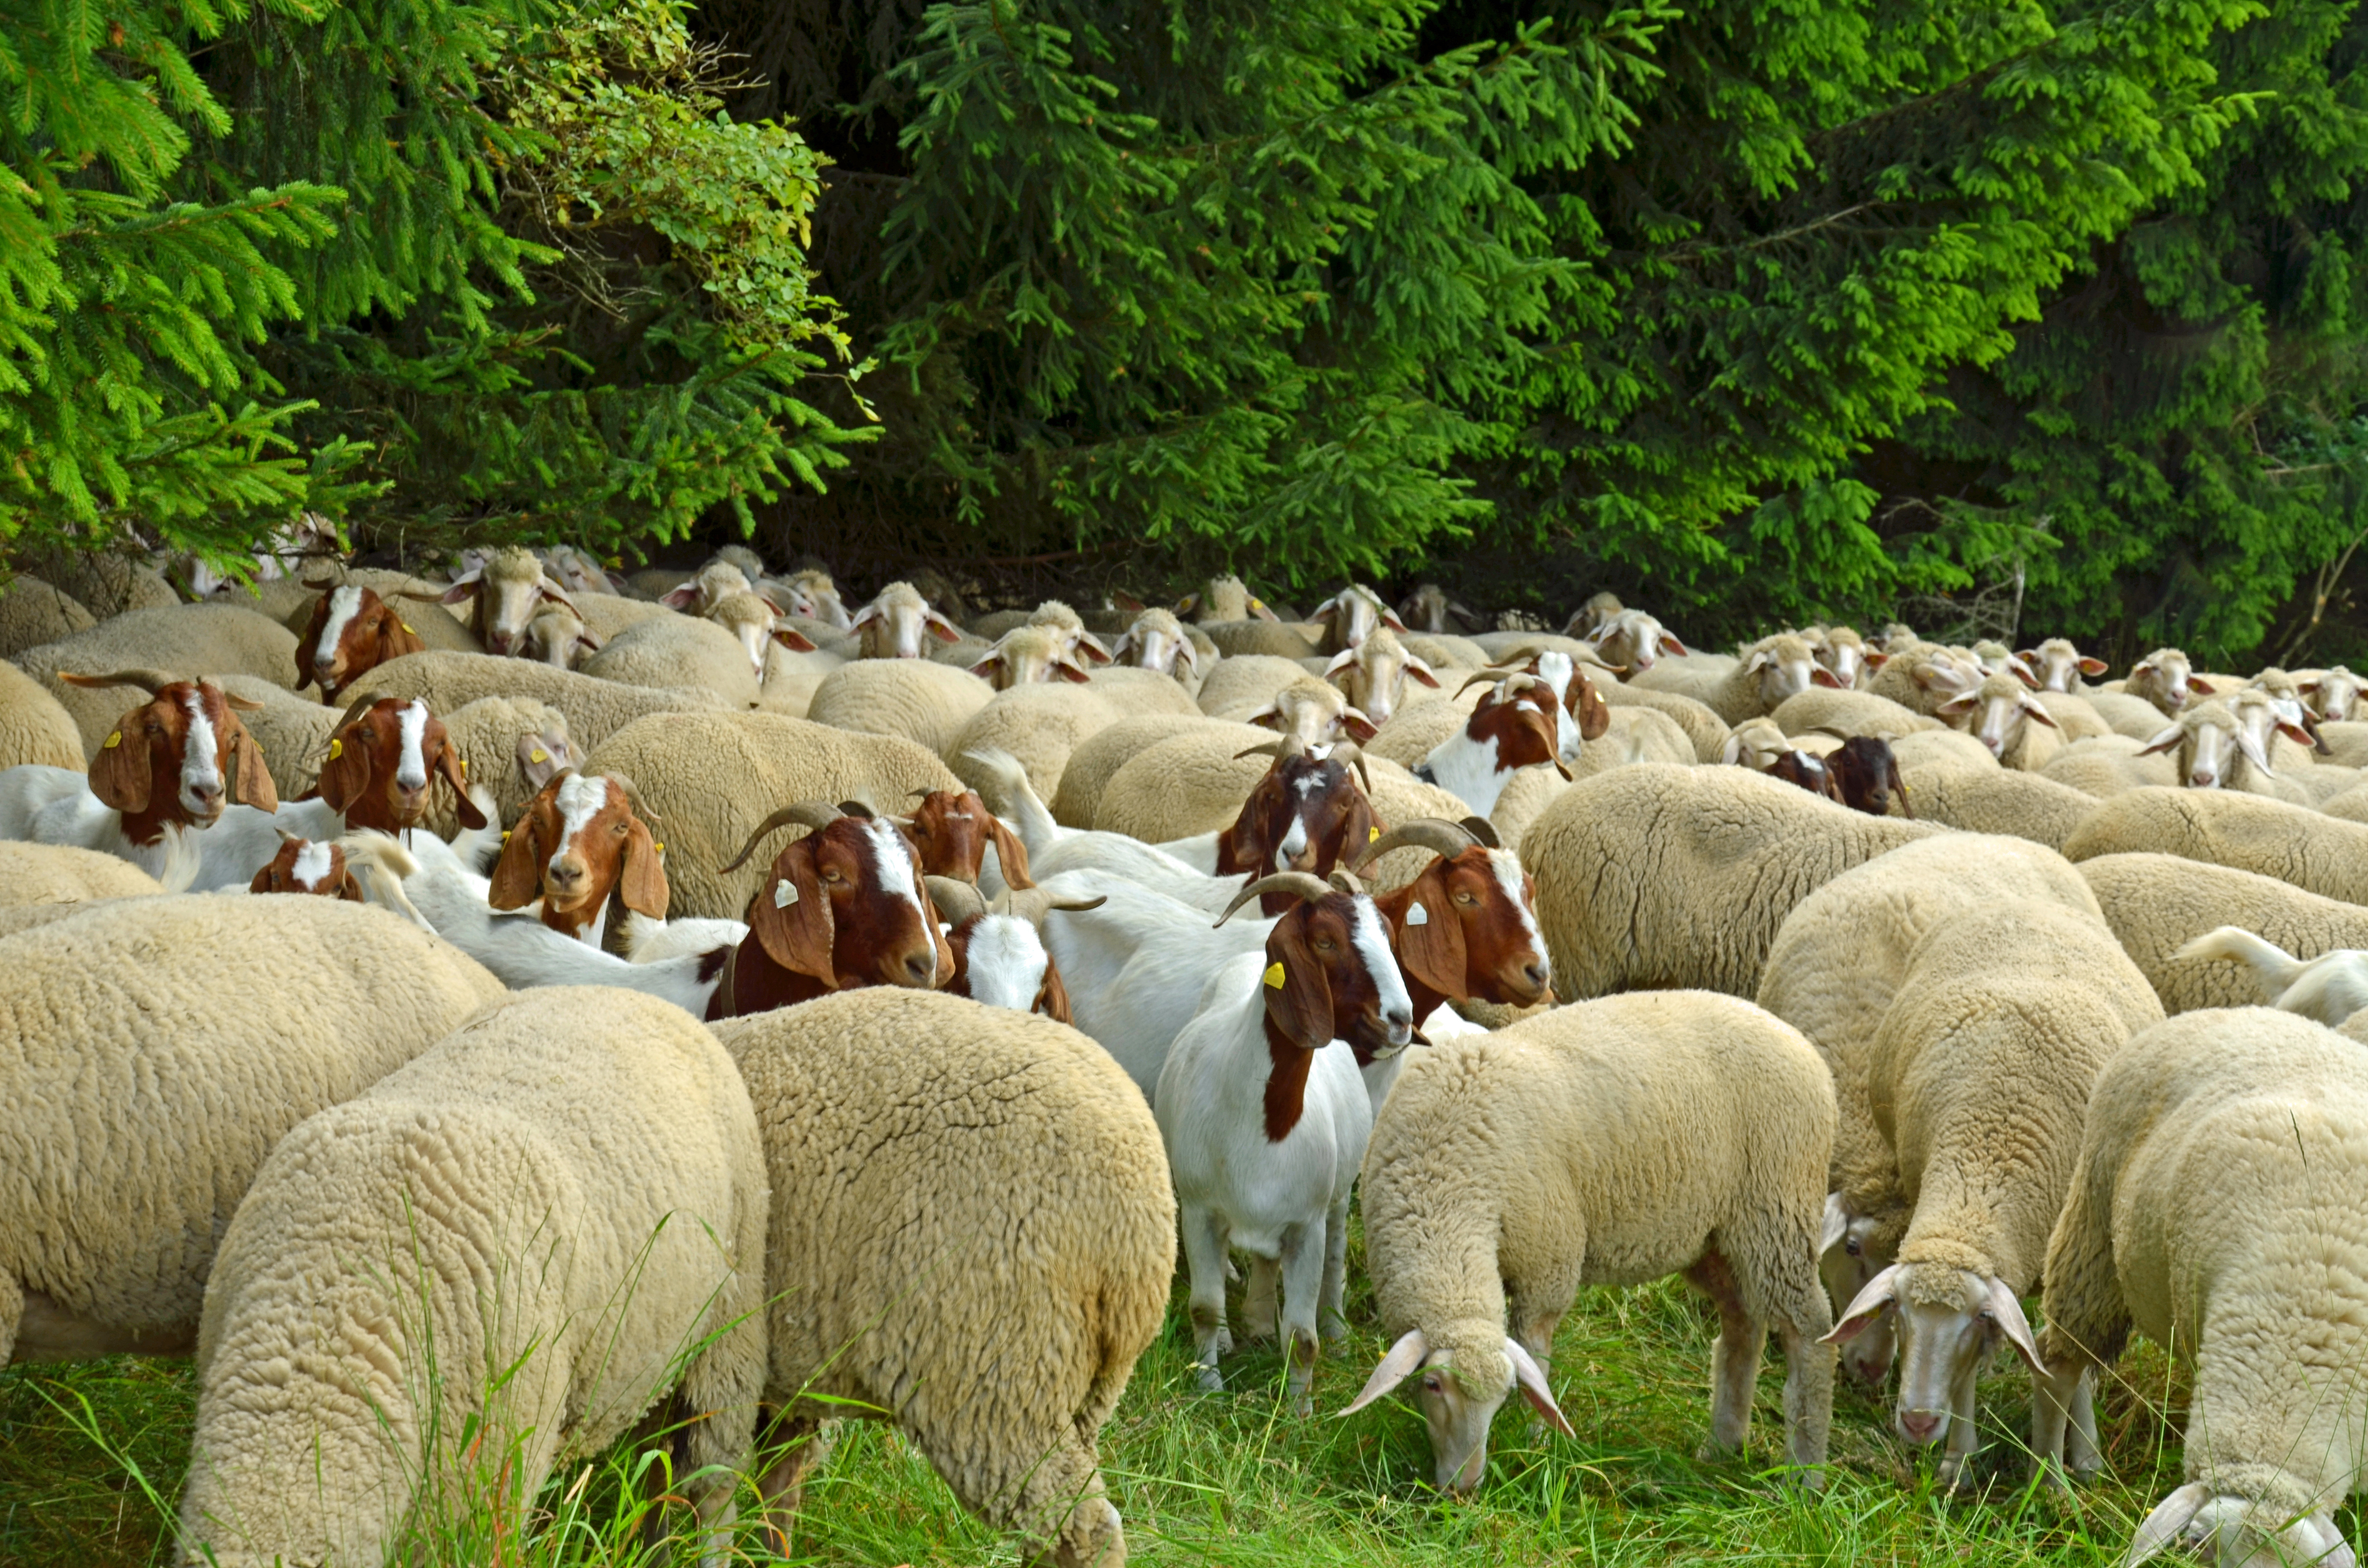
[1322,627,1440,727]
[0,671,276,879]
[1416,675,1575,817]
[898,786,1034,888]
[293,583,427,700]
[247,830,432,928]
[440,546,580,657]
[924,878,1102,1022]
[1159,869,1414,1413]
[851,581,964,659]
[1825,735,1911,818]
[708,800,952,1018]
[310,693,484,836]
[488,769,667,946]
[1765,748,1843,802]
[1205,740,1380,908]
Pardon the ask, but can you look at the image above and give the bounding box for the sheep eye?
[1421,1374,1443,1393]
[1844,1238,1861,1257]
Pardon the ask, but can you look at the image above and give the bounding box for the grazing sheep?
[2062,786,2368,905]
[17,604,304,755]
[1346,992,1836,1492]
[805,657,996,757]
[712,989,1172,1568]
[2033,1009,2368,1567]
[1867,642,1985,719]
[1822,900,2161,1490]
[2081,852,2368,1015]
[178,989,766,1568]
[0,895,505,1365]
[1521,763,1937,1001]
[580,709,962,920]
[0,575,97,659]
[358,650,719,751]
[0,659,88,772]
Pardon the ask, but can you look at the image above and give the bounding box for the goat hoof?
[1195,1365,1225,1394]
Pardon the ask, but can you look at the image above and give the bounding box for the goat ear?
[618,816,670,919]
[984,812,1034,890]
[1336,791,1379,869]
[919,874,958,987]
[1263,912,1335,1053]
[488,800,549,909]
[748,837,836,984]
[1572,674,1612,741]
[336,870,368,904]
[293,612,325,686]
[314,724,371,813]
[1036,952,1074,1024]
[435,739,487,829]
[88,710,155,813]
[377,605,427,663]
[222,712,277,811]
[1393,863,1468,997]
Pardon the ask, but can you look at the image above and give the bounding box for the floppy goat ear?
[1571,672,1612,741]
[313,723,373,813]
[432,736,487,829]
[1036,952,1074,1024]
[1392,860,1468,998]
[220,710,278,811]
[617,815,669,919]
[373,602,427,663]
[87,706,156,813]
[983,811,1034,890]
[488,792,552,910]
[747,835,836,984]
[1261,909,1335,1053]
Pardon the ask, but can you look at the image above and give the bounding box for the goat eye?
[1455,890,1477,905]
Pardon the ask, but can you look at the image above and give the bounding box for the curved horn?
[1351,817,1479,870]
[60,668,179,696]
[1328,867,1366,895]
[300,576,342,592]
[1328,741,1372,793]
[602,771,660,826]
[1233,736,1307,764]
[1215,871,1335,926]
[998,886,1109,928]
[1457,815,1501,848]
[330,687,395,736]
[924,875,987,925]
[1455,667,1524,698]
[720,800,845,872]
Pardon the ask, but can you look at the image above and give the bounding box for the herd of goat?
[0,539,2366,1568]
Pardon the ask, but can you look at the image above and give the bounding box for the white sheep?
[2039,733,2182,797]
[360,649,720,751]
[2033,1008,2368,1567]
[851,578,965,659]
[1630,631,1844,724]
[17,602,303,754]
[2119,645,2216,716]
[803,655,996,756]
[1345,991,1836,1491]
[177,988,767,1567]
[711,988,1173,1567]
[0,894,505,1365]
[1935,669,2062,770]
[2063,786,2368,905]
[1864,641,1986,719]
[438,544,579,657]
[0,658,90,770]
[1585,607,1689,675]
[0,835,193,905]
[520,598,601,669]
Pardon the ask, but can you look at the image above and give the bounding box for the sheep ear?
[1720,734,1746,766]
[1822,1263,1903,1345]
[1339,708,1380,743]
[1935,692,1977,717]
[2022,697,2059,728]
[1505,1338,1574,1436]
[2277,718,2316,748]
[924,610,964,644]
[1810,665,1845,689]
[967,653,1006,682]
[1819,1193,1849,1255]
[772,625,817,652]
[1863,650,1888,670]
[1054,658,1093,685]
[1339,1329,1430,1416]
[2080,657,2109,676]
[1982,1275,2046,1374]
[1405,655,1440,689]
[2234,727,2276,776]
[1658,632,1689,657]
[2138,725,2185,756]
[660,582,702,610]
[1741,649,1772,675]
[439,567,484,604]
[1323,647,1357,678]
[2189,676,2217,695]
[2124,1483,2213,1567]
[2009,658,2042,690]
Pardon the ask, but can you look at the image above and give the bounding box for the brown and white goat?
[899,787,1034,888]
[58,670,278,840]
[709,801,953,1018]
[924,878,1102,1023]
[309,694,486,835]
[1358,819,1552,1028]
[441,546,580,656]
[489,770,668,945]
[293,584,428,701]
[1826,735,1911,818]
[1414,675,1573,817]
[1217,740,1380,911]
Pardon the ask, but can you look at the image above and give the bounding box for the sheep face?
[1112,608,1196,675]
[2129,648,2213,716]
[2139,701,2283,791]
[1178,574,1275,624]
[1720,716,1791,770]
[2021,637,2107,694]
[442,546,574,657]
[1818,1199,1898,1384]
[1937,674,2057,760]
[521,603,598,669]
[662,560,754,616]
[1246,684,1377,747]
[1398,584,1477,635]
[1341,1326,1571,1494]
[2124,1484,2358,1568]
[1807,625,1871,689]
[1825,1262,2043,1452]
[778,568,852,630]
[1744,636,1842,709]
[970,626,1092,690]
[1322,628,1438,727]
[65,673,277,838]
[1312,584,1403,653]
[1025,599,1113,664]
[315,697,482,835]
[1590,610,1688,674]
[852,581,962,659]
[2301,667,2364,723]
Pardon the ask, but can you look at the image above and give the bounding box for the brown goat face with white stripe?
[1357,821,1551,1017]
[293,584,427,700]
[898,788,1034,888]
[710,803,953,1018]
[312,696,485,835]
[489,771,667,942]
[62,672,278,841]
[1221,742,1379,914]
[249,833,365,901]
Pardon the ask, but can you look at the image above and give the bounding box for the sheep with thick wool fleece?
[2061,785,2368,903]
[580,709,961,920]
[0,575,96,659]
[355,649,720,751]
[1594,680,1732,763]
[1048,715,1246,829]
[1768,686,1940,741]
[1521,763,1938,1002]
[2039,734,2182,797]
[0,657,89,771]
[803,655,995,757]
[1890,756,2098,848]
[1866,641,1986,719]
[0,894,505,1366]
[1082,663,1202,716]
[945,681,1131,805]
[17,603,302,756]
[1346,992,1836,1494]
[2033,1009,2368,1568]
[2079,851,2368,1015]
[177,987,766,1568]
[711,990,1170,1568]
[579,596,768,707]
[1754,834,2107,1383]
[1195,653,1326,719]
[1823,899,2161,1491]
[0,839,182,906]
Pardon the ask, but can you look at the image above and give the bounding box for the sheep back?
[1768,686,1937,741]
[18,604,303,754]
[1083,664,1202,715]
[805,658,995,756]
[1199,620,1321,660]
[574,592,672,642]
[945,683,1124,803]
[583,710,961,919]
[1894,761,2099,849]
[213,675,341,794]
[1194,653,1318,717]
[1594,682,1730,762]
[2079,851,2368,1013]
[0,842,166,906]
[0,576,95,659]
[359,650,716,751]
[1093,729,1273,840]
[2061,786,2368,904]
[0,895,505,1363]
[0,658,87,770]
[1522,763,1938,1000]
[713,989,1172,1562]
[1049,715,1252,828]
[580,610,762,708]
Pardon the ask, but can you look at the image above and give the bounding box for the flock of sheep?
[0,540,2364,1568]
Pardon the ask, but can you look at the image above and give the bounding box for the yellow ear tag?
[1250,597,1265,611]
[1369,825,1381,842]
[530,748,549,764]
[501,830,512,844]
[327,738,343,760]
[457,757,467,775]
[400,621,416,635]
[654,842,664,854]
[1264,961,1286,990]
[103,731,122,749]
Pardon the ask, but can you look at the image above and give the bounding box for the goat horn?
[1215,871,1336,927]
[1233,737,1306,763]
[60,668,178,695]
[1352,818,1478,869]
[300,576,341,592]
[330,688,395,735]
[998,887,1108,927]
[1455,669,1517,698]
[1458,815,1501,848]
[1328,741,1372,794]
[924,875,986,925]
[721,800,844,872]
[1328,868,1366,895]
[603,771,660,825]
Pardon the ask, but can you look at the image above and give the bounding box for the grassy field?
[0,1255,2287,1568]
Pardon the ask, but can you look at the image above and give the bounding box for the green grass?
[0,1254,2334,1568]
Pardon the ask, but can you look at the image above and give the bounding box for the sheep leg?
[0,1271,18,1367]
[1180,1205,1233,1391]
[1317,1191,1353,1341]
[2067,1367,2100,1478]
[1241,1258,1279,1342]
[1277,1217,1326,1417]
[753,1413,837,1559]
[2030,1362,2102,1485]
[1687,1249,1762,1458]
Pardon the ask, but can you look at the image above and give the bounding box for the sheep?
[1561,589,1625,638]
[438,544,581,656]
[1888,726,2000,776]
[177,988,766,1567]
[1344,991,1836,1492]
[2032,1009,2368,1567]
[1804,624,1875,689]
[1160,870,1412,1411]
[1082,664,1204,717]
[2118,645,2216,716]
[804,656,996,756]
[2299,664,2366,723]
[969,623,1096,690]
[2321,720,2368,767]
[1639,632,1844,724]
[290,582,429,700]
[36,552,179,618]
[0,894,505,1365]
[357,649,720,751]
[17,603,304,754]
[0,658,87,771]
[2018,636,2109,694]
[1584,608,1689,674]
[579,603,768,707]
[942,681,1133,805]
[768,565,853,631]
[1109,606,1201,681]
[1722,715,1793,770]
[2123,698,2309,803]
[539,541,625,595]
[1821,899,2161,1490]
[580,709,962,920]
[2062,786,2368,904]
[1866,641,1986,719]
[0,838,184,906]
[1521,762,1938,1001]
[1768,686,1939,740]
[1047,716,1245,828]
[2039,733,2182,797]
[0,574,96,658]
[1756,833,2108,1382]
[572,589,673,643]
[1306,583,1404,655]
[1322,625,1441,727]
[1892,756,2099,850]
[519,598,602,669]
[709,989,1170,1566]
[849,578,964,659]
[1399,583,1482,634]
[1196,652,1332,718]
[2173,927,2368,1026]
[1934,670,2063,770]
[659,557,757,615]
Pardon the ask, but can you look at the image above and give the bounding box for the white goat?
[2176,927,2368,1027]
